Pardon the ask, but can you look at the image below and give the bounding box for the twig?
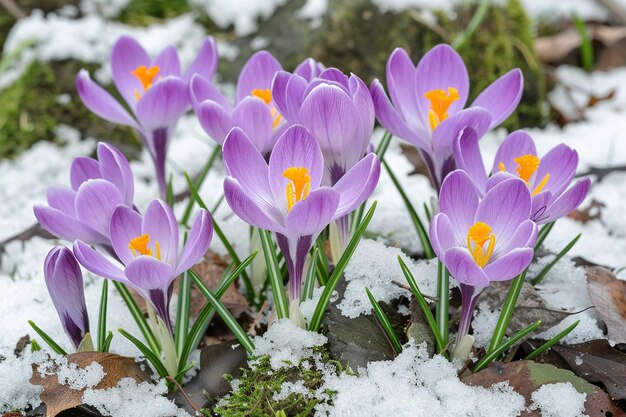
[391,280,438,302]
[247,301,267,336]
[0,0,25,19]
[166,376,200,413]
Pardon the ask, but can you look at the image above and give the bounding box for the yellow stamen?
[424,87,460,130]
[498,162,506,172]
[532,173,550,196]
[251,88,273,105]
[131,65,160,100]
[513,154,540,184]
[128,234,162,260]
[271,108,283,129]
[466,222,496,268]
[283,167,311,211]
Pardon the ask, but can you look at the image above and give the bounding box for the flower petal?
[285,187,340,237]
[125,256,173,291]
[444,247,490,287]
[135,77,189,131]
[34,205,107,244]
[153,45,181,78]
[73,240,126,281]
[224,177,283,232]
[491,130,537,175]
[196,100,234,144]
[294,57,322,81]
[453,126,488,195]
[183,36,218,83]
[386,48,420,124]
[70,156,101,191]
[46,186,77,216]
[332,153,381,218]
[432,107,491,149]
[174,209,213,276]
[190,74,230,110]
[75,179,124,238]
[484,248,534,282]
[438,170,480,243]
[110,205,143,265]
[76,70,138,128]
[534,144,578,198]
[111,36,150,110]
[494,219,537,259]
[471,69,523,129]
[236,51,282,103]
[542,178,591,224]
[271,71,306,124]
[97,142,134,206]
[429,213,458,259]
[232,96,274,155]
[142,199,179,267]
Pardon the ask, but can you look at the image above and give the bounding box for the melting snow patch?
[0,349,45,413]
[529,382,587,417]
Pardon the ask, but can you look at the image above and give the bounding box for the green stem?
[97,279,108,352]
[474,320,541,372]
[488,269,527,352]
[435,262,450,348]
[525,320,580,361]
[452,0,490,50]
[113,281,160,353]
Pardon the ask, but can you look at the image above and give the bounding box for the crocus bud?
[44,246,90,350]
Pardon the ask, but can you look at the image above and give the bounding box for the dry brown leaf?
[400,144,432,179]
[30,352,150,417]
[586,266,626,344]
[568,199,605,224]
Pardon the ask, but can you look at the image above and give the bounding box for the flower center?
[466,222,496,268]
[129,233,161,260]
[251,88,283,129]
[283,167,311,212]
[499,154,550,196]
[424,87,460,130]
[132,65,160,100]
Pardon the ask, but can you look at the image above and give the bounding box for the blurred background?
[0,0,624,160]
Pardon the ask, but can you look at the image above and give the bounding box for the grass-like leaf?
[309,201,377,332]
[166,173,174,207]
[365,288,403,354]
[383,160,434,259]
[28,320,67,356]
[112,281,160,353]
[259,229,289,319]
[436,261,450,349]
[303,247,319,301]
[525,320,580,361]
[118,328,169,379]
[102,331,114,353]
[474,320,541,372]
[97,279,108,352]
[398,256,444,353]
[181,145,221,226]
[487,269,528,352]
[190,269,255,354]
[315,236,329,285]
[175,270,191,356]
[531,234,581,286]
[573,13,594,72]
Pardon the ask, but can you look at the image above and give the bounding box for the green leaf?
[118,328,169,379]
[112,281,160,353]
[398,256,445,353]
[383,160,434,258]
[534,222,555,251]
[259,229,289,319]
[314,236,329,285]
[365,288,403,354]
[474,320,541,372]
[181,145,221,226]
[97,279,108,352]
[303,247,319,301]
[531,234,581,286]
[573,14,594,72]
[190,269,255,354]
[435,261,450,349]
[28,320,67,355]
[102,331,114,353]
[309,201,377,332]
[452,0,490,50]
[31,339,41,352]
[488,269,528,352]
[525,320,580,361]
[175,270,191,356]
[166,173,174,207]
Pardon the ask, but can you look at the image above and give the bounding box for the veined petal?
[174,209,213,276]
[190,74,230,110]
[153,45,181,78]
[429,213,458,259]
[438,170,480,243]
[75,179,124,238]
[142,199,179,267]
[70,156,101,191]
[111,36,150,110]
[109,205,142,265]
[73,240,126,281]
[332,153,381,218]
[97,142,134,206]
[271,71,306,124]
[232,96,274,155]
[135,77,189,131]
[294,57,323,81]
[386,48,420,123]
[46,186,77,217]
[493,219,537,260]
[453,127,488,195]
[444,247,490,287]
[76,70,138,129]
[285,187,340,238]
[224,177,284,233]
[196,100,234,145]
[541,178,591,224]
[432,107,491,149]
[491,130,537,175]
[534,144,578,198]
[236,51,282,103]
[125,256,173,291]
[484,248,534,282]
[34,205,108,245]
[184,36,218,83]
[471,69,523,129]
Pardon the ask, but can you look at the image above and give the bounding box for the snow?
[0,349,45,413]
[253,319,327,370]
[189,0,288,36]
[529,382,588,417]
[83,378,192,417]
[53,358,105,390]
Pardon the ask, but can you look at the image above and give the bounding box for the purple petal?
[142,199,179,267]
[432,107,491,149]
[73,240,126,281]
[196,100,234,145]
[135,77,189,131]
[268,125,324,213]
[471,69,523,129]
[491,130,537,175]
[76,70,138,128]
[475,178,531,244]
[494,219,537,259]
[284,187,340,238]
[184,37,218,83]
[484,248,534,282]
[534,144,578,198]
[386,48,420,124]
[530,190,553,224]
[174,209,213,276]
[224,177,283,232]
[542,178,591,224]
[111,36,150,110]
[232,96,274,155]
[319,68,350,89]
[444,247,490,287]
[294,57,323,81]
[46,186,77,216]
[70,156,101,191]
[153,45,181,78]
[236,51,282,103]
[332,153,381,218]
[271,71,306,124]
[75,179,124,238]
[109,205,143,265]
[124,256,173,291]
[429,213,458,259]
[453,127,488,195]
[190,74,230,110]
[486,170,518,191]
[97,142,134,206]
[34,205,107,244]
[438,170,480,242]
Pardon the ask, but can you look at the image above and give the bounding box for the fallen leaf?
[553,340,626,401]
[463,361,624,416]
[568,199,606,224]
[30,352,150,417]
[586,266,626,344]
[400,144,432,179]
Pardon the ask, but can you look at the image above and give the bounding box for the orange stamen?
[466,222,496,268]
[424,87,460,130]
[283,167,311,211]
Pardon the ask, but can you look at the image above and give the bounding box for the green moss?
[118,0,191,26]
[210,348,346,417]
[0,60,135,159]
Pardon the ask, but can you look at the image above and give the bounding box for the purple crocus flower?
[454,129,591,224]
[222,125,380,300]
[76,35,218,198]
[44,246,90,350]
[34,142,134,246]
[429,170,537,341]
[370,45,523,188]
[191,52,323,156]
[73,199,212,331]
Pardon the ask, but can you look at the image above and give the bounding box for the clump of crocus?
[371,45,523,188]
[76,35,218,198]
[34,142,134,246]
[191,52,322,156]
[222,125,380,302]
[271,67,375,256]
[44,246,90,351]
[429,170,537,352]
[454,129,591,224]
